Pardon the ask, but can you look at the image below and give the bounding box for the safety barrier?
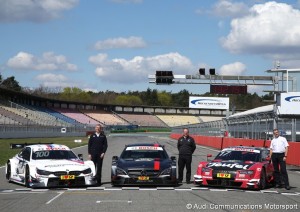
[170,134,300,166]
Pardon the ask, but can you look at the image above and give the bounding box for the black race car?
[111,143,177,186]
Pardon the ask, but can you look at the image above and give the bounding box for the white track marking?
[96,200,132,204]
[46,191,64,205]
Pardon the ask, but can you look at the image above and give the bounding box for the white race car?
[5,143,97,188]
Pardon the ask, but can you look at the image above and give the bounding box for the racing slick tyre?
[25,166,31,188]
[259,169,267,190]
[6,162,12,183]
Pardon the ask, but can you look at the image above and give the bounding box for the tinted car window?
[23,147,31,161]
[18,147,31,161]
[261,150,269,161]
[32,150,78,160]
[121,150,168,160]
[215,150,260,162]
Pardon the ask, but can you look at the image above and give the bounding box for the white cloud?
[89,52,194,84]
[7,52,78,71]
[219,62,247,75]
[221,1,300,59]
[0,0,79,22]
[35,73,67,81]
[83,88,99,93]
[94,36,147,50]
[212,0,250,18]
[35,73,72,87]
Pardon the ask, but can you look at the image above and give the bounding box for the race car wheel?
[25,166,31,188]
[259,169,266,190]
[6,162,12,182]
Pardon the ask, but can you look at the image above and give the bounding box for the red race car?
[194,146,274,190]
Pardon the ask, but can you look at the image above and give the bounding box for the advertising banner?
[189,96,229,110]
[278,92,300,115]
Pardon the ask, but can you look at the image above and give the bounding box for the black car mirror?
[78,154,83,160]
[112,156,119,161]
[207,154,212,161]
[265,156,271,161]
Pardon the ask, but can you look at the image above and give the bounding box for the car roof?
[27,144,71,152]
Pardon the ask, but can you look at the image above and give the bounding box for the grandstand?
[0,105,37,125]
[0,113,20,125]
[157,114,224,127]
[0,101,80,127]
[0,100,227,129]
[23,105,78,126]
[82,109,128,126]
[52,108,100,126]
[0,87,230,138]
[157,115,201,127]
[118,113,168,127]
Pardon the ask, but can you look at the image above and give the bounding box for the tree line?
[0,74,273,110]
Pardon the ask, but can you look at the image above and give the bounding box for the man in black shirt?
[88,124,108,185]
[177,128,196,184]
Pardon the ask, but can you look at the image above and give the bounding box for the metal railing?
[172,113,300,142]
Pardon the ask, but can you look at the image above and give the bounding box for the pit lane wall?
[170,134,300,166]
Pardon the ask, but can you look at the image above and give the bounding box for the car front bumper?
[194,174,261,189]
[30,174,97,188]
[112,174,177,186]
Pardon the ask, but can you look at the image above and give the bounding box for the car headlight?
[201,167,211,172]
[160,168,172,175]
[82,168,92,174]
[116,168,127,175]
[36,168,51,176]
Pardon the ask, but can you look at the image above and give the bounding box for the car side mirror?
[78,154,83,161]
[112,156,119,161]
[207,154,212,161]
[170,156,176,161]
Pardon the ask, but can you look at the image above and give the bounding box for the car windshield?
[121,150,168,161]
[214,150,261,162]
[32,150,78,160]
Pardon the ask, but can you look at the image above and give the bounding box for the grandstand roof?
[229,104,274,118]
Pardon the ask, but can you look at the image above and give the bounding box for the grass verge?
[0,136,88,166]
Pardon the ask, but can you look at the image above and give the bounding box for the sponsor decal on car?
[217,173,231,178]
[225,148,260,153]
[45,164,85,167]
[154,161,160,171]
[207,162,250,170]
[125,146,163,151]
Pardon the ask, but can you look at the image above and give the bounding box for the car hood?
[205,161,255,171]
[117,159,171,171]
[33,159,88,171]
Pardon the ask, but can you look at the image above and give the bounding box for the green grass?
[0,136,89,166]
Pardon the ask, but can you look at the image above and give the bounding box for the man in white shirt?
[269,129,290,190]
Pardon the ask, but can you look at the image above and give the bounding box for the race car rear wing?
[10,143,53,149]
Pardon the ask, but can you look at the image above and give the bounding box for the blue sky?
[1,0,300,95]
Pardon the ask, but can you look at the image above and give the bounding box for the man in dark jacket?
[88,124,108,185]
[177,128,196,184]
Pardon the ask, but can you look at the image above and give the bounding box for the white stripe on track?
[46,191,64,205]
